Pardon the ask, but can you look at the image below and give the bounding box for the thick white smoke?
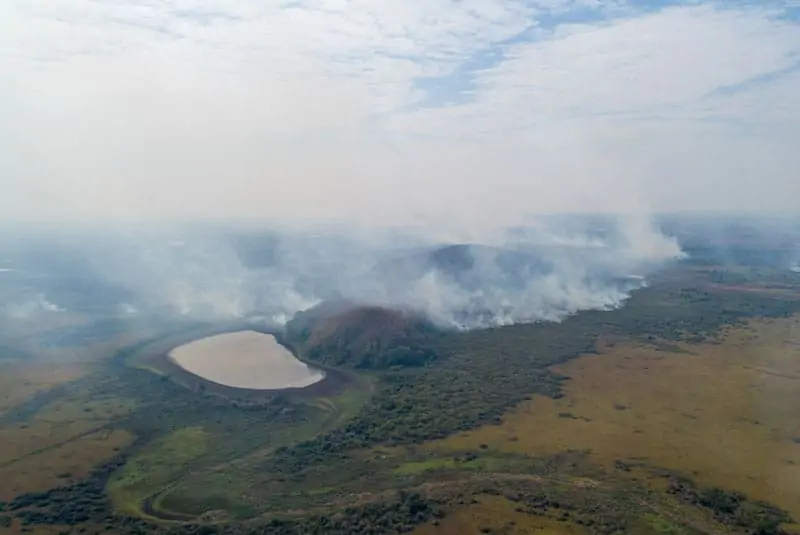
[98,219,682,328]
[354,217,684,328]
[1,218,684,330]
[3,293,65,319]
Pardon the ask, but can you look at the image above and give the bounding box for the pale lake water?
[168,330,324,389]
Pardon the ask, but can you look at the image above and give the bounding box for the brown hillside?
[287,302,440,369]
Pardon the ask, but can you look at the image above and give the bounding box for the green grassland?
[1,263,800,535]
[108,426,210,516]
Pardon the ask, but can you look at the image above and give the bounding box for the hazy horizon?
[2,0,798,329]
[2,0,799,227]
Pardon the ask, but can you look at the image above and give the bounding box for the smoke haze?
[2,1,799,225]
[0,217,684,330]
[1,1,797,332]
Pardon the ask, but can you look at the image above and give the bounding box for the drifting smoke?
[0,217,684,330]
[3,293,65,319]
[0,263,63,320]
[364,217,684,328]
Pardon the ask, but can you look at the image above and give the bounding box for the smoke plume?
[1,217,684,330]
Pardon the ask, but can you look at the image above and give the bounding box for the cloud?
[1,1,798,224]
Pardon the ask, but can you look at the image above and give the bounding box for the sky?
[2,0,799,227]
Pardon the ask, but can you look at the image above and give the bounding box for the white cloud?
[1,1,798,224]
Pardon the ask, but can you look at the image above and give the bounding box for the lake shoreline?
[166,331,324,390]
[129,326,354,399]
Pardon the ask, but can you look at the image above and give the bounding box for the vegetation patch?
[0,362,86,414]
[286,302,442,370]
[108,427,209,516]
[668,478,791,534]
[644,514,690,535]
[424,315,800,520]
[410,495,587,535]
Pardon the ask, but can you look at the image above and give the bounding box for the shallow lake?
[168,330,324,390]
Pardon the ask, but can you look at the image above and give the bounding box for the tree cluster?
[668,478,791,535]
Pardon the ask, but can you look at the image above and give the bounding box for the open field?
[97,328,376,519]
[410,495,588,535]
[0,362,86,413]
[0,323,375,526]
[132,372,375,520]
[0,428,133,501]
[424,315,800,519]
[0,363,138,506]
[108,426,209,517]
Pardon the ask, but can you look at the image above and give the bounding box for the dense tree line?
[668,478,791,535]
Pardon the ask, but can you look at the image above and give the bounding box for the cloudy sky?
[2,0,799,226]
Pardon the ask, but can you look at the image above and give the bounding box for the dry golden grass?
[0,428,133,500]
[0,386,136,464]
[0,362,86,413]
[426,316,800,518]
[410,495,585,535]
[0,363,137,501]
